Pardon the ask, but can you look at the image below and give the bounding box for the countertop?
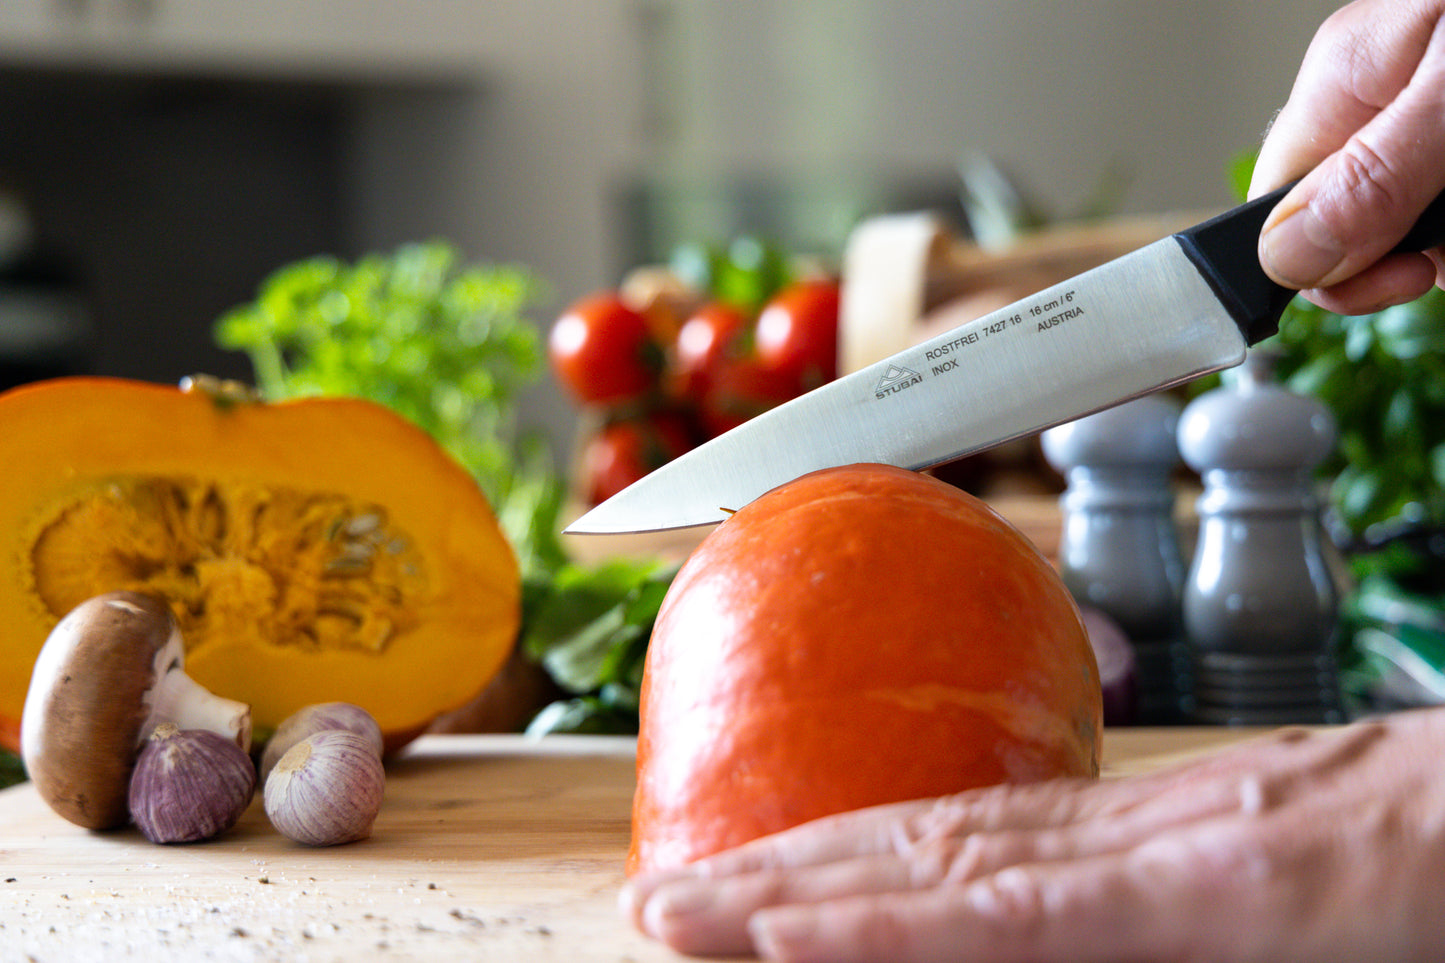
[0,727,1265,962]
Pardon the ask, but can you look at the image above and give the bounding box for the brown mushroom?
[20,591,252,830]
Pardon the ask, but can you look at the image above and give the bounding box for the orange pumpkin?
[0,377,520,754]
[630,463,1101,876]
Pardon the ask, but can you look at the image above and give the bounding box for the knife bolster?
[1173,184,1295,347]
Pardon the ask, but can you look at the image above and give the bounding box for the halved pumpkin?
[0,377,520,753]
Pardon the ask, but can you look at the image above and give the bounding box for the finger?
[914,768,1285,885]
[632,809,1158,958]
[1259,116,1445,292]
[1300,251,1441,315]
[744,865,1169,963]
[1257,9,1445,289]
[1251,0,1443,194]
[621,795,943,925]
[639,854,928,958]
[633,764,1283,958]
[1254,4,1387,192]
[746,831,1271,963]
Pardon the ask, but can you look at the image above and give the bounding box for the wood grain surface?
[0,728,1268,962]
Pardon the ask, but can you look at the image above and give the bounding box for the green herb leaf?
[524,696,641,735]
[521,559,675,695]
[0,750,24,789]
[1269,284,1445,540]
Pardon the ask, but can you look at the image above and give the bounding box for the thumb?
[1256,10,1445,289]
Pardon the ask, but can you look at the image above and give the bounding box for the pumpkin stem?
[179,375,262,409]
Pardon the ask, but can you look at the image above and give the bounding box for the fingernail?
[1260,205,1345,288]
[638,883,711,941]
[621,868,690,925]
[650,879,716,920]
[618,881,645,924]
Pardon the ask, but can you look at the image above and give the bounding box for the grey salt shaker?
[1042,393,1190,723]
[1177,349,1345,724]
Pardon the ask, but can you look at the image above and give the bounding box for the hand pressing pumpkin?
[0,377,520,754]
[630,463,1101,876]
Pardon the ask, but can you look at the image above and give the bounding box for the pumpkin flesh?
[630,463,1101,875]
[0,378,520,752]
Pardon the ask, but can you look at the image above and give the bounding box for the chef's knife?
[568,182,1445,534]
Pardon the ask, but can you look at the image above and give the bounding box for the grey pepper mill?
[1041,393,1191,723]
[1178,350,1345,724]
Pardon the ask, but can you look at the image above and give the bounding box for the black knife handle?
[1175,181,1445,346]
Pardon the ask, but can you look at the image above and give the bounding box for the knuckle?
[1312,2,1402,110]
[1131,820,1275,891]
[901,827,1039,890]
[1337,141,1408,207]
[901,838,953,888]
[965,865,1051,937]
[902,833,977,888]
[911,794,976,838]
[1314,141,1415,247]
[938,833,991,885]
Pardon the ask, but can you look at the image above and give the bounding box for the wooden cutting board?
[0,728,1264,962]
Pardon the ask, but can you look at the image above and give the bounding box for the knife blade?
[567,182,1445,535]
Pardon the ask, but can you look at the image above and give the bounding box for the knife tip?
[561,506,726,537]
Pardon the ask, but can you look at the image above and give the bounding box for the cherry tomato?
[700,356,797,437]
[666,300,750,402]
[548,291,662,406]
[754,278,841,392]
[581,411,695,505]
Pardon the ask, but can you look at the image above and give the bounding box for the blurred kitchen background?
[0,0,1340,453]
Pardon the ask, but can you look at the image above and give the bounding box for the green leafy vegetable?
[1270,282,1445,568]
[520,558,676,734]
[0,750,23,791]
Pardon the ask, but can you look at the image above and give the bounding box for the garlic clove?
[128,723,257,844]
[258,702,383,785]
[263,729,384,846]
